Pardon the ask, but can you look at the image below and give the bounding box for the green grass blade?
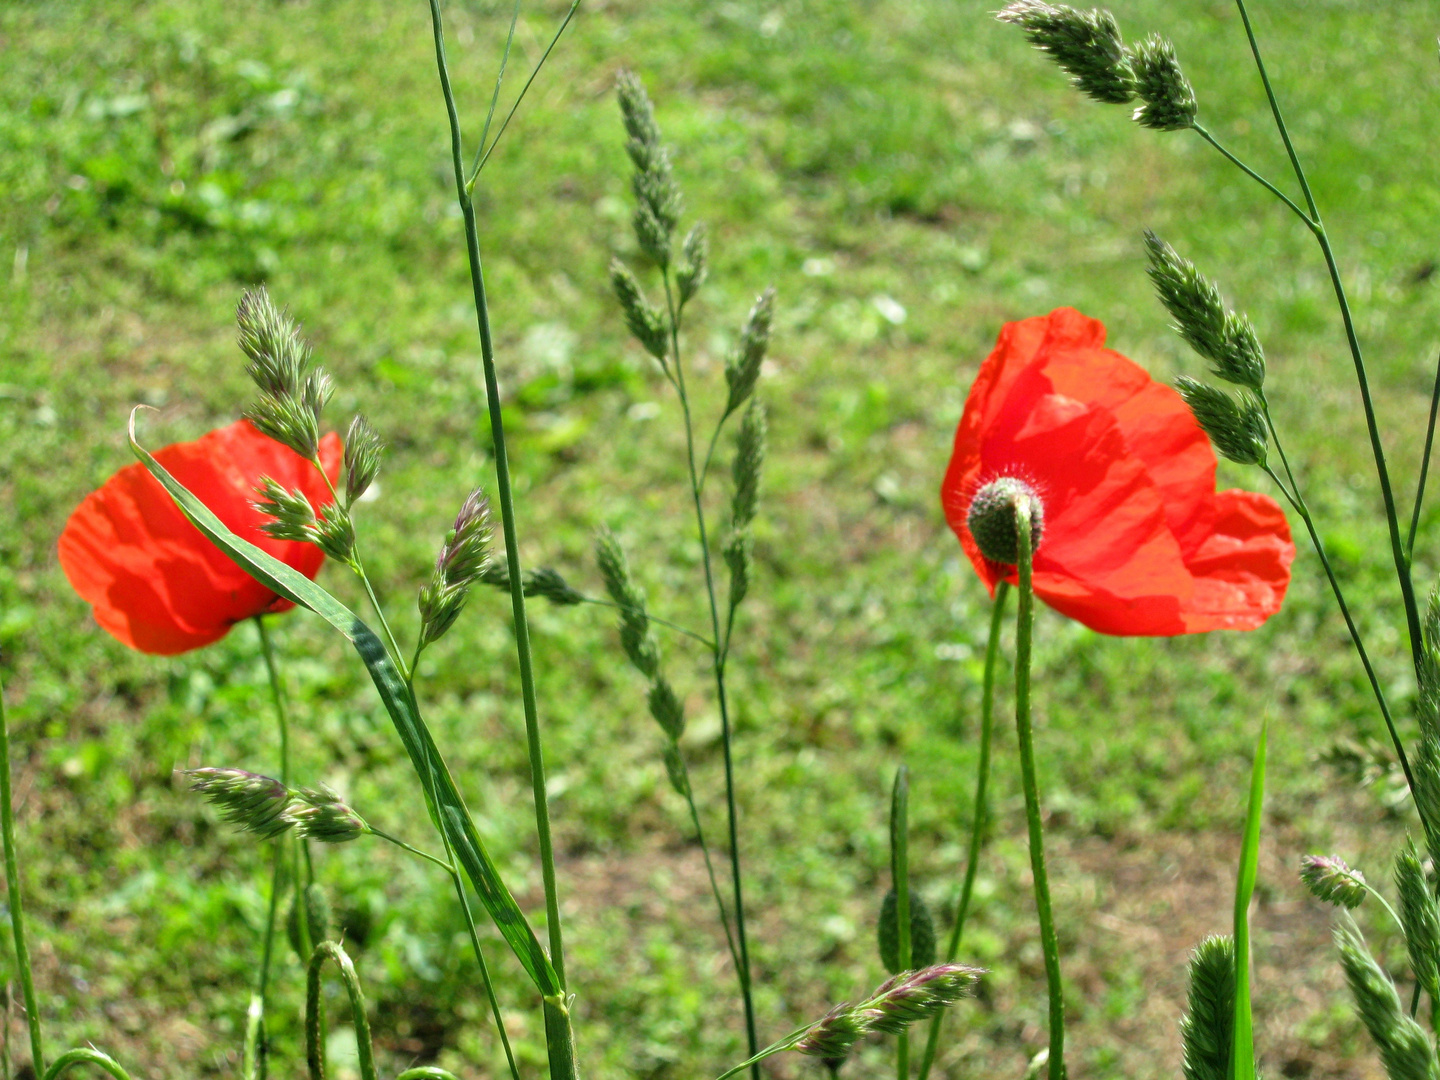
[1230,721,1266,1080]
[129,411,561,997]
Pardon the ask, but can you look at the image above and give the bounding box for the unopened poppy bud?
[997,1,1136,106]
[1300,853,1368,909]
[188,767,293,839]
[1145,231,1265,390]
[1176,378,1268,467]
[343,415,384,506]
[611,259,670,363]
[967,478,1044,565]
[725,288,776,417]
[677,224,708,305]
[287,787,368,844]
[1130,34,1197,131]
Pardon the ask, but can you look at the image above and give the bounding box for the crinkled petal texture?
[941,307,1294,636]
[59,420,343,655]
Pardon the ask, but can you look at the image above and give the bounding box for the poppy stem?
[0,673,44,1078]
[1234,0,1427,684]
[426,6,575,1079]
[915,581,1009,1080]
[662,266,762,1073]
[1014,507,1065,1080]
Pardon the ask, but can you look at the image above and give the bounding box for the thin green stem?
[437,822,522,1080]
[306,942,377,1080]
[679,765,744,978]
[1257,448,1416,803]
[1234,0,1426,678]
[40,1049,131,1080]
[663,267,760,1070]
[425,9,574,1079]
[369,827,454,874]
[892,766,911,1080]
[0,674,43,1077]
[577,597,714,649]
[469,1,583,184]
[698,414,728,495]
[312,469,410,680]
[1192,124,1315,229]
[470,0,523,178]
[711,1028,812,1080]
[1408,349,1440,558]
[1015,507,1064,1080]
[251,617,292,1080]
[916,582,1009,1080]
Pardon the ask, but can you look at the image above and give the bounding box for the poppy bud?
[966,478,1044,565]
[188,767,293,840]
[1299,854,1368,909]
[1130,34,1197,132]
[997,1,1136,106]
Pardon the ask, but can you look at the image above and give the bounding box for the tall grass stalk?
[661,270,762,1070]
[0,674,43,1077]
[423,3,575,1076]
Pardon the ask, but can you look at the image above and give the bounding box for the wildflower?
[59,420,342,654]
[941,308,1294,635]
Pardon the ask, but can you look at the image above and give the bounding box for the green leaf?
[129,410,561,997]
[1230,722,1266,1080]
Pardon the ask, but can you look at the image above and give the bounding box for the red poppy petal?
[1174,488,1295,631]
[1027,334,1216,544]
[58,421,344,654]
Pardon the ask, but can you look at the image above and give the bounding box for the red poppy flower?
[59,420,343,655]
[941,307,1294,635]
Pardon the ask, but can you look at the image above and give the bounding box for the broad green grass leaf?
[1230,722,1266,1080]
[129,410,561,997]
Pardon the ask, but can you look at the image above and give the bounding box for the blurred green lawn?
[3,1,1439,1077]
